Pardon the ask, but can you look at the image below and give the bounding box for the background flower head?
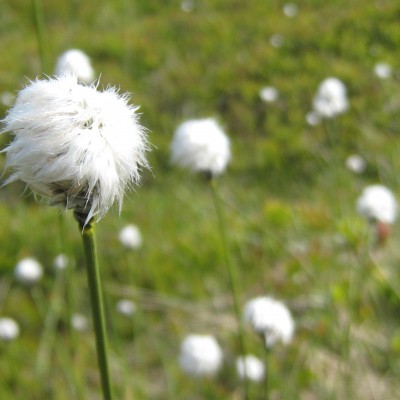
[14,257,43,285]
[244,296,295,347]
[179,334,223,377]
[119,224,142,249]
[236,354,265,382]
[1,75,149,225]
[170,118,231,177]
[313,77,349,118]
[0,317,20,341]
[357,184,397,225]
[55,49,95,83]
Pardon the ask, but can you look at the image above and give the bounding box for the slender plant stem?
[209,178,249,399]
[79,219,113,400]
[31,0,48,73]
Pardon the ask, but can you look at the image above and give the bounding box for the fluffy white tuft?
[1,75,149,225]
[357,184,397,224]
[55,49,95,83]
[14,257,43,285]
[236,354,265,382]
[313,77,349,118]
[170,118,231,176]
[0,317,20,341]
[179,334,223,377]
[119,224,142,249]
[244,296,295,348]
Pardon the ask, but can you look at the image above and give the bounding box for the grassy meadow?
[1,0,400,398]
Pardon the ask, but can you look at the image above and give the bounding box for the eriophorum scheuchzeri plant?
[1,74,149,400]
[170,118,252,397]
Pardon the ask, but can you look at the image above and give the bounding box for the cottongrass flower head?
[283,3,298,17]
[179,334,223,377]
[119,224,142,249]
[55,49,95,84]
[313,77,349,118]
[71,313,89,332]
[116,299,137,316]
[357,184,397,225]
[346,154,366,174]
[0,317,20,341]
[1,75,149,226]
[14,257,43,285]
[236,354,265,382]
[244,296,295,348]
[259,86,279,103]
[53,253,69,270]
[171,118,231,177]
[270,34,284,48]
[305,110,322,126]
[374,62,392,79]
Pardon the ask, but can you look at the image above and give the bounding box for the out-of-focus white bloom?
[53,254,69,270]
[116,299,137,316]
[55,49,95,84]
[259,86,279,103]
[357,184,397,224]
[312,77,349,118]
[1,75,149,225]
[283,3,298,17]
[244,296,295,348]
[14,257,43,285]
[179,334,223,377]
[0,317,20,341]
[236,354,265,382]
[181,0,195,12]
[71,313,88,331]
[374,62,392,79]
[305,111,321,126]
[171,118,231,176]
[1,91,15,107]
[119,224,142,249]
[346,154,366,174]
[270,34,284,48]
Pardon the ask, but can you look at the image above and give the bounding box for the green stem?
[209,178,249,399]
[31,0,48,73]
[79,218,113,400]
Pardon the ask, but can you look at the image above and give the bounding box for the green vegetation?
[1,0,400,398]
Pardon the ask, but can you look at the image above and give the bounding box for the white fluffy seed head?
[179,334,223,377]
[119,224,142,249]
[55,49,95,84]
[313,77,349,118]
[244,296,295,348]
[346,154,366,174]
[357,184,397,224]
[71,313,89,332]
[116,299,137,316]
[374,62,392,79]
[170,118,231,176]
[14,257,43,285]
[236,354,265,382]
[0,317,20,341]
[53,254,69,270]
[1,75,149,225]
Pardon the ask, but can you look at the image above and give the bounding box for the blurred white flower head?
[71,313,89,332]
[283,3,298,17]
[259,86,279,103]
[1,91,15,107]
[270,34,284,48]
[313,77,349,118]
[181,0,195,12]
[1,75,149,226]
[53,253,69,270]
[346,154,366,174]
[116,299,137,316]
[357,184,397,224]
[55,49,95,84]
[14,257,43,285]
[179,334,223,377]
[0,317,20,341]
[305,111,321,126]
[236,354,265,382]
[119,224,142,249]
[171,118,231,177]
[244,296,295,348]
[374,62,392,79]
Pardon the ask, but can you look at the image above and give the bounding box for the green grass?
[1,0,400,398]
